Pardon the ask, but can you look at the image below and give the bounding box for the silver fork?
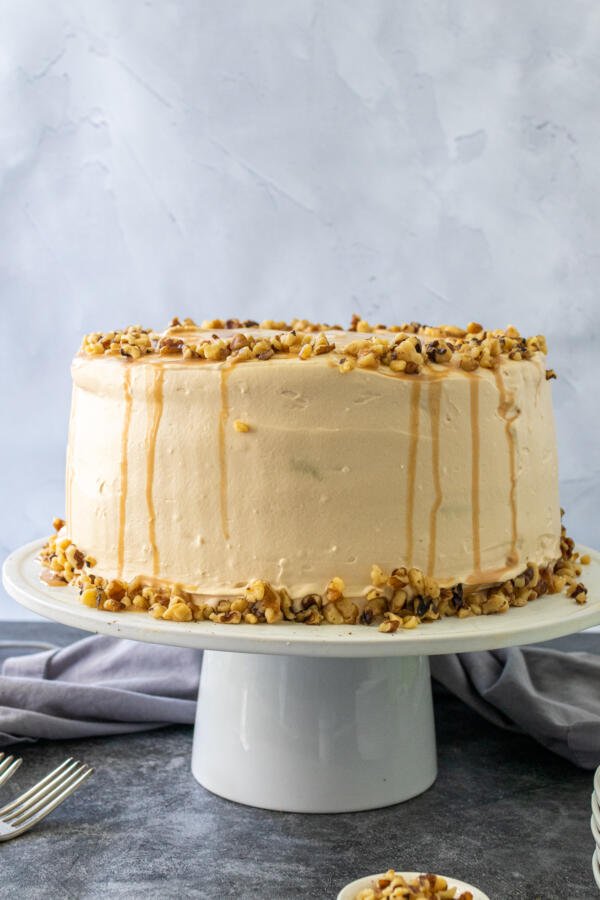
[0,758,93,841]
[0,752,23,789]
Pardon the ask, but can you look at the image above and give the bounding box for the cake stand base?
[192,650,437,812]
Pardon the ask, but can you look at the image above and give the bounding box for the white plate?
[3,539,600,658]
[593,849,600,891]
[592,792,600,830]
[337,871,490,900]
[595,766,600,800]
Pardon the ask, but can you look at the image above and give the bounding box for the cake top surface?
[78,316,551,377]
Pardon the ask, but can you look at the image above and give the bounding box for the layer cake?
[40,317,588,629]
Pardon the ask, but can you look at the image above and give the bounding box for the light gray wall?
[1,1,599,618]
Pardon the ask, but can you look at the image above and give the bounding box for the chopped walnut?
[81,323,336,367]
[80,316,552,377]
[244,580,283,624]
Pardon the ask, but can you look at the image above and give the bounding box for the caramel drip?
[493,367,519,567]
[470,377,481,572]
[117,366,133,577]
[426,380,443,576]
[219,367,232,542]
[370,365,452,383]
[405,380,421,567]
[146,365,165,576]
[65,385,77,528]
[40,569,68,587]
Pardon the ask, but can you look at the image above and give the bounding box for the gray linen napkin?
[1,634,599,768]
[0,635,201,746]
[430,644,600,769]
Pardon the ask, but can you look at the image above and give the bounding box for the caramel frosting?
[66,322,561,600]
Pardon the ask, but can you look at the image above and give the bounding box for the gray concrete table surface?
[0,623,597,900]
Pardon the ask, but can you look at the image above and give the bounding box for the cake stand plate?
[4,540,600,813]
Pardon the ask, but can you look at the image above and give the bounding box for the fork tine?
[0,757,22,789]
[10,767,93,833]
[0,758,76,816]
[3,763,89,824]
[0,755,16,776]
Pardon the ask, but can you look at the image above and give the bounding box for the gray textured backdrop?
[1,1,598,618]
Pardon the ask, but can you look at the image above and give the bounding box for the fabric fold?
[430,644,600,769]
[0,636,201,746]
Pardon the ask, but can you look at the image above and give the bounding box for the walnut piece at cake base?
[38,520,587,632]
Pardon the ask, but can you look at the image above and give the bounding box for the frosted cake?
[40,316,588,631]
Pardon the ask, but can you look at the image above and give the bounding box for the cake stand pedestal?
[194,651,435,811]
[4,540,600,813]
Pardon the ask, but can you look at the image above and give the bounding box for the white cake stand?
[4,540,600,813]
